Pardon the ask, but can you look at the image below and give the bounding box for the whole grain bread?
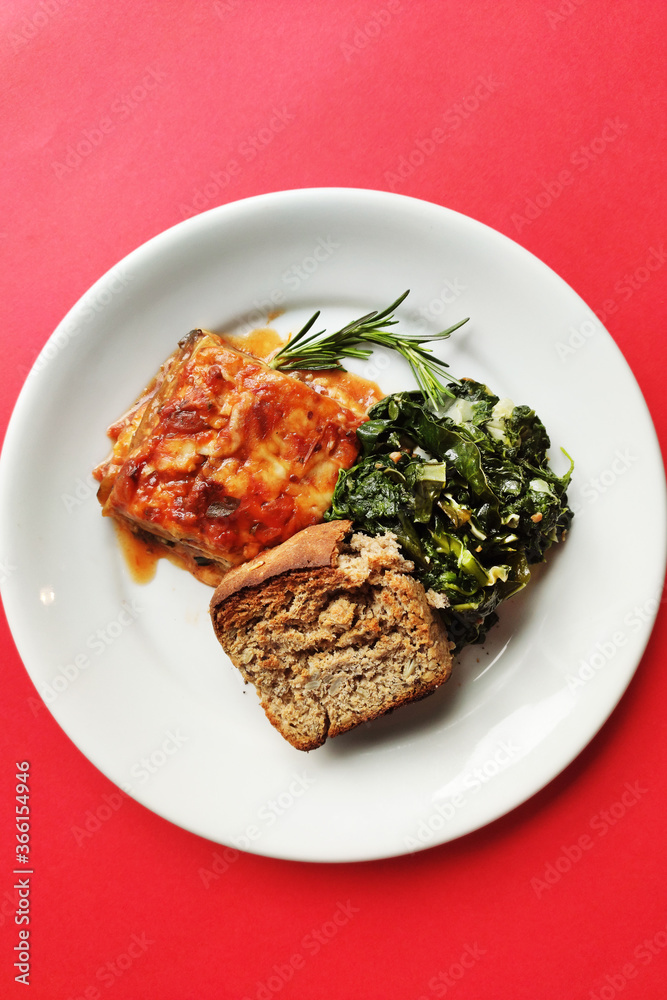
[209,520,453,750]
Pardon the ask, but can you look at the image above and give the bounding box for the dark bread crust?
[210,519,352,607]
[209,523,453,751]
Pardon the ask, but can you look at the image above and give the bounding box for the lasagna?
[94,329,367,584]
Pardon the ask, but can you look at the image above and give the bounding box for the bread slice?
[209,520,453,750]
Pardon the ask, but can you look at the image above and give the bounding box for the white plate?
[1,189,665,862]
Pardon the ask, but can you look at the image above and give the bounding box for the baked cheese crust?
[94,330,365,582]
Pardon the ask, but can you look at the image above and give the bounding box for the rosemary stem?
[269,291,468,408]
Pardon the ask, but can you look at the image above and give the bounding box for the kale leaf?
[326,383,573,651]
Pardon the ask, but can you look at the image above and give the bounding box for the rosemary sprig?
[268,291,469,409]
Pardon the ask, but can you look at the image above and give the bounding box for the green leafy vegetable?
[326,382,573,650]
[269,291,469,409]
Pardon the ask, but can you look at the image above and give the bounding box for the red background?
[2,1,666,997]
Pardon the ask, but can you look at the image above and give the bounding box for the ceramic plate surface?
[1,188,664,861]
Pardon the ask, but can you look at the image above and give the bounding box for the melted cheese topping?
[95,330,367,570]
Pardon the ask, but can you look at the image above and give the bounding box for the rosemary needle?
[269,291,469,409]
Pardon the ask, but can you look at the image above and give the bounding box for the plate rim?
[1,186,665,862]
